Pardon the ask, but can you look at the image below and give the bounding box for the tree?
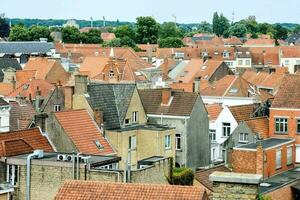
[8,25,29,41]
[293,25,300,34]
[80,29,103,44]
[212,12,230,36]
[227,23,247,37]
[136,16,159,44]
[115,25,136,41]
[212,12,219,35]
[103,38,122,47]
[28,26,52,41]
[273,24,288,40]
[158,37,184,48]
[198,21,212,33]
[61,26,81,43]
[0,17,10,38]
[159,22,183,39]
[258,23,274,35]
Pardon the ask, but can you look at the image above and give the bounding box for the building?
[279,47,300,73]
[0,58,21,82]
[139,88,210,169]
[55,180,208,200]
[0,98,10,132]
[244,39,275,48]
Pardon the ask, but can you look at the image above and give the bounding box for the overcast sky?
[1,0,300,24]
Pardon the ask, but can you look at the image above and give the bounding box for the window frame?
[209,129,216,141]
[165,135,171,150]
[287,146,293,165]
[238,59,243,66]
[6,164,18,186]
[276,149,282,169]
[297,119,300,134]
[222,123,231,137]
[54,104,61,112]
[275,117,288,134]
[131,111,138,124]
[239,133,249,143]
[175,133,181,150]
[129,135,136,150]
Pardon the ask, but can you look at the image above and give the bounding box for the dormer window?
[222,52,230,58]
[125,118,130,125]
[94,140,104,150]
[109,71,115,77]
[132,111,138,124]
[54,104,61,112]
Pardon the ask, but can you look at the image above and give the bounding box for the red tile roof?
[55,180,208,200]
[205,104,223,120]
[23,57,57,80]
[245,117,269,139]
[0,83,14,96]
[54,109,115,155]
[244,39,275,47]
[272,74,300,109]
[101,33,116,42]
[228,104,256,122]
[0,128,54,156]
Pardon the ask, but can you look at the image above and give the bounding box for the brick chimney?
[193,76,201,94]
[256,143,264,176]
[161,88,171,105]
[209,172,262,200]
[34,113,48,133]
[162,58,169,81]
[74,75,88,95]
[35,86,42,113]
[64,86,74,110]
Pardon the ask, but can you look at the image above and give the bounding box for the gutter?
[147,114,190,120]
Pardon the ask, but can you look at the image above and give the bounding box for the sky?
[1,0,300,24]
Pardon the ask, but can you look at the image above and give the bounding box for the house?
[234,47,252,69]
[279,47,300,73]
[201,75,257,106]
[23,57,70,85]
[67,75,176,170]
[139,88,209,169]
[0,58,22,82]
[268,74,300,163]
[231,138,295,178]
[223,36,243,47]
[0,41,56,65]
[55,180,208,200]
[40,85,65,114]
[46,109,115,156]
[0,98,10,132]
[206,104,257,163]
[101,32,116,42]
[285,33,300,46]
[244,39,275,47]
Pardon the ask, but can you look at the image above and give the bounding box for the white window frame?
[132,111,138,124]
[246,60,251,66]
[275,118,288,134]
[7,164,18,186]
[54,104,61,112]
[222,52,230,58]
[284,60,290,66]
[165,135,171,149]
[210,129,216,141]
[222,123,231,137]
[175,133,181,150]
[238,59,243,66]
[276,149,282,169]
[287,146,293,165]
[109,70,115,77]
[129,135,136,150]
[239,133,249,143]
[297,119,300,134]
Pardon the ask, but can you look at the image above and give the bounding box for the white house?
[0,98,10,132]
[279,48,300,74]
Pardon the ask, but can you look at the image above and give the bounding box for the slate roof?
[0,42,54,54]
[87,83,136,130]
[9,101,36,131]
[139,89,198,116]
[195,165,231,191]
[235,138,294,150]
[0,98,9,106]
[228,104,256,122]
[0,58,22,81]
[54,109,115,155]
[55,180,208,200]
[0,128,54,156]
[272,74,300,109]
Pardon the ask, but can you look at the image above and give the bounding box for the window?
[7,164,18,186]
[287,146,293,165]
[246,60,251,66]
[239,133,248,143]
[209,129,216,141]
[225,61,233,66]
[165,135,171,149]
[284,60,289,66]
[222,52,230,58]
[238,60,243,66]
[276,149,282,169]
[212,148,216,160]
[296,60,300,65]
[109,70,115,77]
[297,119,300,134]
[129,135,136,150]
[275,118,288,133]
[132,111,138,124]
[124,118,130,125]
[222,123,231,137]
[54,104,61,112]
[175,134,181,150]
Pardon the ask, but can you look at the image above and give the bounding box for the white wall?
[0,106,10,132]
[280,58,300,73]
[202,96,256,106]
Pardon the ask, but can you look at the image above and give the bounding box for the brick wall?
[232,150,257,174]
[264,183,296,200]
[212,182,258,200]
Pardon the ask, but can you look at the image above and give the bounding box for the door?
[296,146,300,163]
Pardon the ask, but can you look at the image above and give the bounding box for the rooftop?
[234,138,294,150]
[0,41,54,54]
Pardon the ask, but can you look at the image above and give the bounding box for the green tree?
[8,25,29,41]
[61,26,81,43]
[158,37,184,48]
[103,38,122,47]
[227,23,247,37]
[28,26,52,41]
[293,25,300,34]
[258,23,274,35]
[212,12,220,35]
[80,29,103,44]
[136,16,159,44]
[198,21,212,33]
[0,17,10,38]
[159,22,183,39]
[115,25,136,41]
[212,12,230,36]
[273,24,288,40]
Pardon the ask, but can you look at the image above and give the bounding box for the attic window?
[94,140,104,150]
[109,71,114,77]
[229,88,238,93]
[222,52,230,58]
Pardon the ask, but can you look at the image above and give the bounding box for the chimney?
[35,86,42,113]
[209,172,262,200]
[147,43,152,64]
[162,57,169,81]
[193,76,201,93]
[256,142,264,176]
[64,86,74,110]
[34,113,48,133]
[74,75,88,95]
[161,88,171,105]
[11,76,16,90]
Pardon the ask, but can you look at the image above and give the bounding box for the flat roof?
[260,167,300,194]
[235,138,294,150]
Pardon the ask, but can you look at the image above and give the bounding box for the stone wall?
[212,182,258,200]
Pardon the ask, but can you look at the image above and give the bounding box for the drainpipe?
[76,152,81,180]
[72,152,75,179]
[26,150,44,200]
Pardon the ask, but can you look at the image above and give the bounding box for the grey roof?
[0,98,9,106]
[286,33,300,44]
[0,58,22,81]
[260,167,300,194]
[236,138,294,150]
[0,42,54,54]
[87,83,136,130]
